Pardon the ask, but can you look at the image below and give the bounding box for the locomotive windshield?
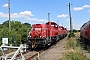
[35,28,41,30]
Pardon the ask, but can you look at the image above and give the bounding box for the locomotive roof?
[59,26,63,27]
[32,24,46,27]
[81,20,90,28]
[33,24,46,25]
[46,22,58,25]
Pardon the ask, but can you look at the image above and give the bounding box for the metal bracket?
[0,44,26,60]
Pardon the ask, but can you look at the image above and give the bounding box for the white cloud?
[0,12,8,18]
[25,17,47,22]
[73,7,84,11]
[0,11,33,18]
[57,14,68,18]
[83,5,90,8]
[2,4,8,7]
[0,10,47,22]
[19,11,33,16]
[73,5,90,11]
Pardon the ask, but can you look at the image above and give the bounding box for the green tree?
[0,20,32,46]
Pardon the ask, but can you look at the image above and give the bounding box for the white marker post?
[2,38,8,50]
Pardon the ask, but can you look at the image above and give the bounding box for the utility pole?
[67,3,73,34]
[48,13,51,41]
[48,13,50,22]
[62,23,63,27]
[57,20,59,35]
[57,20,59,26]
[8,0,10,30]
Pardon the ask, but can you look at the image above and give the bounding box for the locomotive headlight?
[30,34,32,37]
[40,35,42,38]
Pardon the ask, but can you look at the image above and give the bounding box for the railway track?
[0,44,45,60]
[16,50,39,60]
[2,43,59,60]
[3,46,45,60]
[24,37,66,60]
[6,48,45,60]
[0,37,67,60]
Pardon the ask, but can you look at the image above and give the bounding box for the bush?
[60,37,90,60]
[61,48,89,60]
[68,32,75,38]
[65,38,78,49]
[0,20,32,46]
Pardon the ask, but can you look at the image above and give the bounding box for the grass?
[0,51,2,56]
[60,34,90,60]
[65,37,78,50]
[75,32,90,53]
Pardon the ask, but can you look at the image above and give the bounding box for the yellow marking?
[38,52,40,60]
[32,38,38,49]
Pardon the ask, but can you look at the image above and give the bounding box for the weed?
[60,37,90,60]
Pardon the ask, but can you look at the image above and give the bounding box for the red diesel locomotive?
[80,20,90,45]
[27,22,68,48]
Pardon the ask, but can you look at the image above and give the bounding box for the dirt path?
[83,50,90,59]
[40,37,67,60]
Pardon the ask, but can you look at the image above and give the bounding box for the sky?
[0,0,90,30]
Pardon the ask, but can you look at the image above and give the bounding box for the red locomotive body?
[27,22,68,48]
[80,20,90,46]
[80,21,90,40]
